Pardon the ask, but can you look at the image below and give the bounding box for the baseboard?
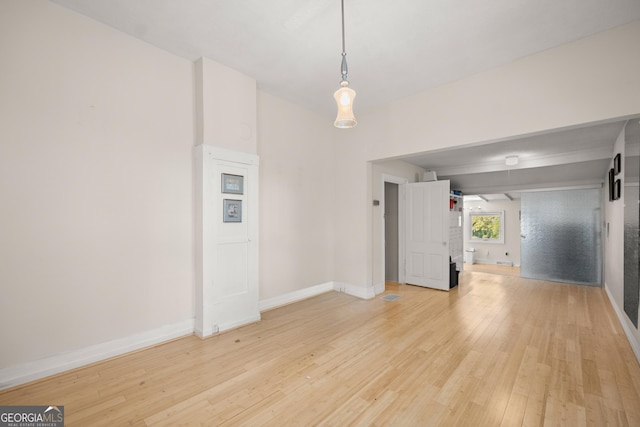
[470,259,521,267]
[335,282,376,300]
[259,282,334,311]
[0,319,195,391]
[604,283,640,364]
[373,281,385,295]
[216,314,262,334]
[258,280,378,310]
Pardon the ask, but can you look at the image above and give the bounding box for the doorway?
[384,182,399,282]
[382,174,408,286]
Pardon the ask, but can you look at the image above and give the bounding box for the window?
[468,211,505,244]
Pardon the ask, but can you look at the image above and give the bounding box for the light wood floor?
[463,263,521,277]
[2,272,640,426]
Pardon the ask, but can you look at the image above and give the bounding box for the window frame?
[468,210,505,244]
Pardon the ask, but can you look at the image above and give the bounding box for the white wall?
[0,0,194,378]
[362,22,640,162]
[604,127,640,359]
[2,0,639,386]
[0,0,336,386]
[463,199,522,266]
[334,21,640,294]
[196,58,257,154]
[257,91,336,300]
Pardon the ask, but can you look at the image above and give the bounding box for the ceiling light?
[334,0,356,128]
[505,155,518,166]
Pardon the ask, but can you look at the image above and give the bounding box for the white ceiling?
[48,0,640,118]
[47,0,640,194]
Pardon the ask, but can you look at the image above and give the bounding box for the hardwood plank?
[1,272,639,425]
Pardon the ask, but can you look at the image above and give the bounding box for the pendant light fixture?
[334,0,356,128]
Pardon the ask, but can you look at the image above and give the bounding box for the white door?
[195,146,260,337]
[405,180,450,290]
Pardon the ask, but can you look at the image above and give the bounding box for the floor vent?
[381,294,402,302]
[496,261,513,266]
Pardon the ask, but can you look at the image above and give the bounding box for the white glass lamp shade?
[333,84,357,128]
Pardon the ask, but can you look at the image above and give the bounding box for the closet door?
[195,145,259,337]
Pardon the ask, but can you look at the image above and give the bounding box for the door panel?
[195,146,259,337]
[405,180,450,290]
[211,160,259,330]
[428,253,444,280]
[409,252,424,277]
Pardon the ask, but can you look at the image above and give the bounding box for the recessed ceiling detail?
[403,120,640,195]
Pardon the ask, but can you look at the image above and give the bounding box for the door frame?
[381,174,408,285]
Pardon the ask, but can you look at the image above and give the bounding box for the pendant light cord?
[340,0,348,83]
[341,0,346,54]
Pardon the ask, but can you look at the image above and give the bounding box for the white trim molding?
[335,282,376,300]
[373,281,386,295]
[0,319,195,390]
[259,282,334,312]
[604,283,640,364]
[259,281,381,312]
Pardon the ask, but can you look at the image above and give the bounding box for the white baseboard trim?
[473,258,520,267]
[373,281,385,295]
[258,280,381,312]
[217,314,262,333]
[195,313,263,338]
[0,318,195,391]
[335,282,376,300]
[194,325,213,338]
[604,283,640,364]
[259,282,334,311]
